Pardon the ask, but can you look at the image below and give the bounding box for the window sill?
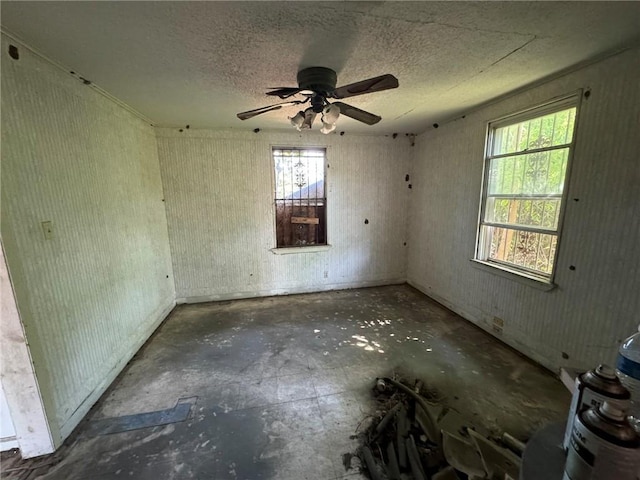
[270,245,331,255]
[470,259,556,291]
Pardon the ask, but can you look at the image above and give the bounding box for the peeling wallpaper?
[0,35,175,444]
[407,47,640,372]
[156,130,412,302]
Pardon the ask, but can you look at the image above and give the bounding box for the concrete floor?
[21,285,569,479]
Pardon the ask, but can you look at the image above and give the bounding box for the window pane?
[487,148,569,196]
[484,225,558,276]
[484,197,561,230]
[274,149,324,200]
[492,107,576,155]
[273,148,326,247]
[478,97,578,279]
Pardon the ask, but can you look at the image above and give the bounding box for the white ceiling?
[2,1,639,135]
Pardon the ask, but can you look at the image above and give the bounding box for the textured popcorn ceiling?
[1,1,639,134]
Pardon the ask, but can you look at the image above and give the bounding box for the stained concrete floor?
[19,285,569,479]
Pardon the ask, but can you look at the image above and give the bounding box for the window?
[476,95,579,282]
[273,147,327,248]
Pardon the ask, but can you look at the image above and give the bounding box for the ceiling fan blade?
[331,74,399,99]
[332,102,381,125]
[237,100,306,121]
[266,87,303,99]
[237,105,284,120]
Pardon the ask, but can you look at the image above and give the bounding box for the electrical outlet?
[323,271,328,278]
[41,221,54,240]
[492,316,504,334]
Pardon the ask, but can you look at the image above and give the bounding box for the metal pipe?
[386,441,401,480]
[407,435,427,480]
[361,446,386,480]
[375,402,402,437]
[397,406,408,470]
[381,377,440,446]
[502,432,526,455]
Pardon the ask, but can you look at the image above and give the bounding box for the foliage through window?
[476,96,579,281]
[273,148,326,248]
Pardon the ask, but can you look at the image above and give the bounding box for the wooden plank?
[291,217,319,225]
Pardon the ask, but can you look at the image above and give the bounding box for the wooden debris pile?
[348,376,524,480]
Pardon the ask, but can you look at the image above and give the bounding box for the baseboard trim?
[407,279,558,374]
[58,298,176,441]
[176,278,406,304]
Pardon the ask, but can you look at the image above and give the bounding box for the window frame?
[270,145,329,251]
[474,92,582,285]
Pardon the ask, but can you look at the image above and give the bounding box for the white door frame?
[0,241,54,458]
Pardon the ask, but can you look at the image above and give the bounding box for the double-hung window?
[476,95,579,282]
[273,147,327,248]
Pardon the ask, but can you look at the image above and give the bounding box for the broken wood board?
[291,216,319,224]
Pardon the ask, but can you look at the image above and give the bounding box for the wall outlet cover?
[492,317,504,334]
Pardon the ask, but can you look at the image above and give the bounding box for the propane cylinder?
[563,400,640,480]
[563,364,630,450]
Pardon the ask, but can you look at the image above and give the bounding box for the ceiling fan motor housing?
[297,67,338,94]
[310,95,325,113]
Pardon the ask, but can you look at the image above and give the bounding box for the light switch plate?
[41,221,54,240]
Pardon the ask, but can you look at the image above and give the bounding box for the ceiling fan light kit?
[237,67,398,134]
[323,104,340,124]
[302,109,317,130]
[289,111,305,130]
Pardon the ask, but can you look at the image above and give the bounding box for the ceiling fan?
[236,67,399,133]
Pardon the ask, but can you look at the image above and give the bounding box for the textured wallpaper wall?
[1,35,175,443]
[408,47,640,372]
[156,129,412,302]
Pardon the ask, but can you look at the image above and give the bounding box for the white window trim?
[270,245,332,255]
[474,91,582,286]
[470,259,556,291]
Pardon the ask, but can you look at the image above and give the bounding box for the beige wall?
[156,129,412,302]
[407,47,640,372]
[1,35,175,446]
